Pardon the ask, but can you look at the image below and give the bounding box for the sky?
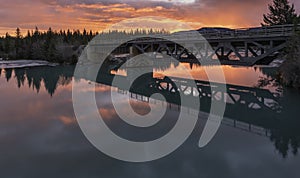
[0,0,300,36]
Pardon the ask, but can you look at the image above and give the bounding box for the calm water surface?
[0,64,300,178]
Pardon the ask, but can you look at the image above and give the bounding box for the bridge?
[87,24,299,66]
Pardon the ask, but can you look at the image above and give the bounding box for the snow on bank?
[269,58,285,67]
[0,60,58,69]
[254,58,286,68]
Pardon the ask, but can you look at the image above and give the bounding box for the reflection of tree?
[4,68,12,82]
[15,68,26,88]
[58,75,72,86]
[26,67,43,92]
[256,67,283,94]
[259,67,278,78]
[270,129,300,158]
[254,68,300,158]
[268,88,300,158]
[42,68,60,96]
[256,76,283,95]
[8,66,74,96]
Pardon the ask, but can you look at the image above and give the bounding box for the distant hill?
[197,27,234,33]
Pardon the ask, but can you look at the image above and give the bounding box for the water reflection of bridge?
[77,66,275,139]
[126,90,272,138]
[79,69,281,133]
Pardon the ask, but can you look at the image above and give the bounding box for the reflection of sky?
[0,67,300,177]
[156,64,263,86]
[117,63,274,87]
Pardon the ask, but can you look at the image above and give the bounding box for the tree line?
[262,0,300,26]
[263,0,300,89]
[0,27,98,63]
[0,27,168,64]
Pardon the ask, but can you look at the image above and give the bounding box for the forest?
[0,27,99,64]
[0,27,168,64]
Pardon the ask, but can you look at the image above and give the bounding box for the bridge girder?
[126,36,288,66]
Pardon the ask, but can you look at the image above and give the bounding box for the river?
[0,63,300,178]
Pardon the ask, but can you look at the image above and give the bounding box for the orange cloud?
[1,0,300,36]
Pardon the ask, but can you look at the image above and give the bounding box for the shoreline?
[0,58,284,70]
[0,60,58,69]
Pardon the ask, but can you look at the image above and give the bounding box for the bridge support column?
[130,45,142,57]
[245,43,249,57]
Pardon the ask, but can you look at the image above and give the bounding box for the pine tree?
[44,27,59,62]
[33,27,39,42]
[15,27,22,58]
[4,33,11,56]
[27,30,31,38]
[262,0,298,26]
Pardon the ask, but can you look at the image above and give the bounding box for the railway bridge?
[86,24,299,66]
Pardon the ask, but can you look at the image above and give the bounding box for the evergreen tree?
[262,0,298,26]
[27,30,31,38]
[33,27,39,42]
[24,30,33,59]
[0,39,3,53]
[4,33,11,56]
[15,27,22,58]
[44,27,59,62]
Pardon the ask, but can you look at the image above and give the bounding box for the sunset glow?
[0,0,300,36]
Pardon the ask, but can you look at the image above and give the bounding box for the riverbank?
[278,33,300,89]
[0,60,58,69]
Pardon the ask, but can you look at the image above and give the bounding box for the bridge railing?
[199,24,300,39]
